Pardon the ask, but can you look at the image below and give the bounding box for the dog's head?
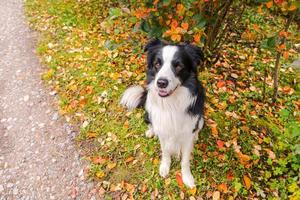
[144,39,204,97]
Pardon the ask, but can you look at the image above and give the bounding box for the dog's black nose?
[157,78,169,88]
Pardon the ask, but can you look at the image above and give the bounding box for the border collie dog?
[120,39,205,188]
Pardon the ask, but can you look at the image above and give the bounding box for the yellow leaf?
[107,162,117,170]
[96,171,105,178]
[266,1,273,8]
[243,175,251,190]
[87,132,97,139]
[153,158,159,165]
[188,187,197,196]
[257,5,263,13]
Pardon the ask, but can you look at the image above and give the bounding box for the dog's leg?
[145,125,155,138]
[159,141,171,178]
[181,138,195,188]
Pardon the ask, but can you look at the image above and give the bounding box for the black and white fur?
[120,39,205,188]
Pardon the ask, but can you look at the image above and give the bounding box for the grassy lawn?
[25,0,299,199]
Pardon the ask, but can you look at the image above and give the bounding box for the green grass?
[25,0,300,199]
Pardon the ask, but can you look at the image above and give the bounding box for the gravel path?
[0,1,98,199]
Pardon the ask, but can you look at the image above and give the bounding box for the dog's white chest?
[145,86,198,154]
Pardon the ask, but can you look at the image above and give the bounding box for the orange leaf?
[243,175,251,190]
[176,4,185,14]
[218,183,228,193]
[257,5,263,13]
[278,44,286,51]
[171,20,178,29]
[211,125,218,137]
[141,184,147,193]
[216,140,225,150]
[283,51,289,59]
[266,1,273,8]
[87,132,97,139]
[279,30,289,38]
[181,22,189,31]
[125,157,134,163]
[171,34,181,42]
[237,152,251,166]
[288,5,297,11]
[226,170,234,181]
[194,33,201,43]
[92,156,107,164]
[107,162,117,170]
[175,171,183,188]
[217,80,226,88]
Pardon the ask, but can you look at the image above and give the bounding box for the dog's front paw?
[159,163,170,178]
[145,129,155,138]
[182,172,195,188]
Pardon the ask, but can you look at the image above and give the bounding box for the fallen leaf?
[153,158,159,165]
[216,140,225,150]
[266,1,273,8]
[96,171,105,178]
[217,80,226,88]
[107,162,117,170]
[188,187,197,196]
[87,132,97,139]
[243,175,251,190]
[92,156,107,164]
[176,171,183,188]
[141,184,147,193]
[226,170,234,181]
[212,191,220,200]
[283,51,289,59]
[211,125,218,137]
[218,183,228,193]
[125,157,134,163]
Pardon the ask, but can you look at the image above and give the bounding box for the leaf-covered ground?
[25,1,299,199]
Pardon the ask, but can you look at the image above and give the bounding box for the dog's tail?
[120,85,146,110]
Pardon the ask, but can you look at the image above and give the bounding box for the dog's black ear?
[184,44,204,66]
[144,39,164,52]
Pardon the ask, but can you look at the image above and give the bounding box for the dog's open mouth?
[158,90,170,97]
[158,86,178,97]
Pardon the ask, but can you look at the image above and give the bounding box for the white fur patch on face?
[155,45,181,96]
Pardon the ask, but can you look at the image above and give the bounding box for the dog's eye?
[154,62,161,69]
[175,64,183,72]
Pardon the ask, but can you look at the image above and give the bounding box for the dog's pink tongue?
[159,90,168,97]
